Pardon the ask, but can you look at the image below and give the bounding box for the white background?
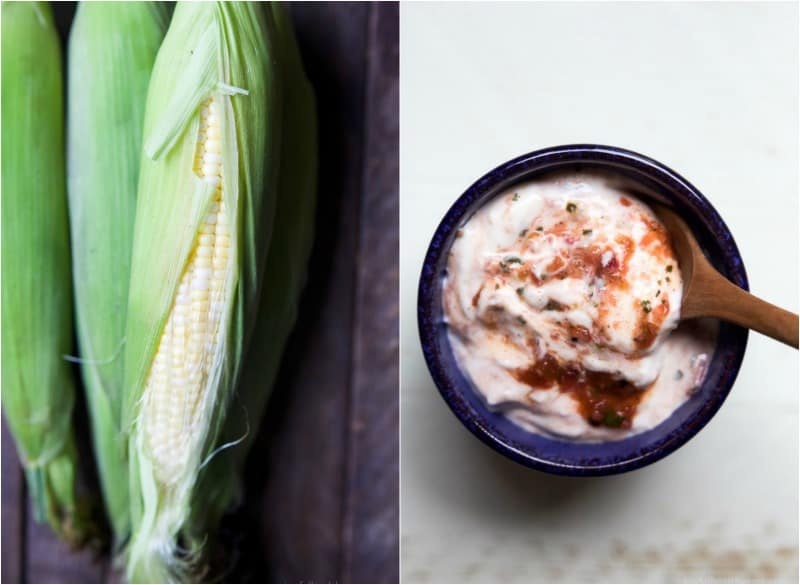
[400,2,798,583]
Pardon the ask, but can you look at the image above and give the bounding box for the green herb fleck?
[657,279,662,286]
[517,316,526,326]
[675,369,684,380]
[536,226,544,232]
[541,273,548,281]
[566,202,577,213]
[545,300,561,311]
[582,229,593,236]
[499,261,509,272]
[512,192,520,201]
[666,276,671,283]
[602,410,625,428]
[641,299,652,313]
[504,256,523,264]
[519,228,528,237]
[656,289,661,297]
[666,264,673,272]
[516,287,524,296]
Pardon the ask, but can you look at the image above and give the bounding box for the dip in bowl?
[418,145,748,475]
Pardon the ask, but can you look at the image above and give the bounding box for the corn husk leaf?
[189,2,318,543]
[1,1,88,545]
[123,2,282,581]
[67,0,170,546]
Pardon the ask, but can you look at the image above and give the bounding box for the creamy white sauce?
[443,171,717,441]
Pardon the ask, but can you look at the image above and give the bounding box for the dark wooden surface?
[0,3,399,583]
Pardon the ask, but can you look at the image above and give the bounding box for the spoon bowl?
[654,204,798,348]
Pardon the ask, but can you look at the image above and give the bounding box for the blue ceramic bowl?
[418,145,749,476]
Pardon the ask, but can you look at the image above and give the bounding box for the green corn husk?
[1,1,89,544]
[123,2,282,581]
[188,1,318,543]
[67,1,170,546]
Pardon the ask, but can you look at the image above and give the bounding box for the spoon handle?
[686,275,799,348]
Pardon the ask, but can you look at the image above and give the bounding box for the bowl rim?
[417,144,749,476]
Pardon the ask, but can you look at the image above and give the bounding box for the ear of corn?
[188,1,318,539]
[1,1,88,544]
[122,2,282,581]
[67,1,169,546]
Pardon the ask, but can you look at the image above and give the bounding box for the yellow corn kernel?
[143,100,232,485]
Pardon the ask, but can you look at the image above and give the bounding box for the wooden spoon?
[652,204,798,348]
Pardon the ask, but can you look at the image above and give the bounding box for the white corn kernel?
[142,96,231,485]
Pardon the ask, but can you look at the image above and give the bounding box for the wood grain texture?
[342,4,400,584]
[244,2,369,581]
[24,503,105,585]
[2,2,400,582]
[2,419,25,584]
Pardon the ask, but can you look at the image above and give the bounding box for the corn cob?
[189,1,318,541]
[67,1,169,546]
[122,2,282,581]
[1,1,88,544]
